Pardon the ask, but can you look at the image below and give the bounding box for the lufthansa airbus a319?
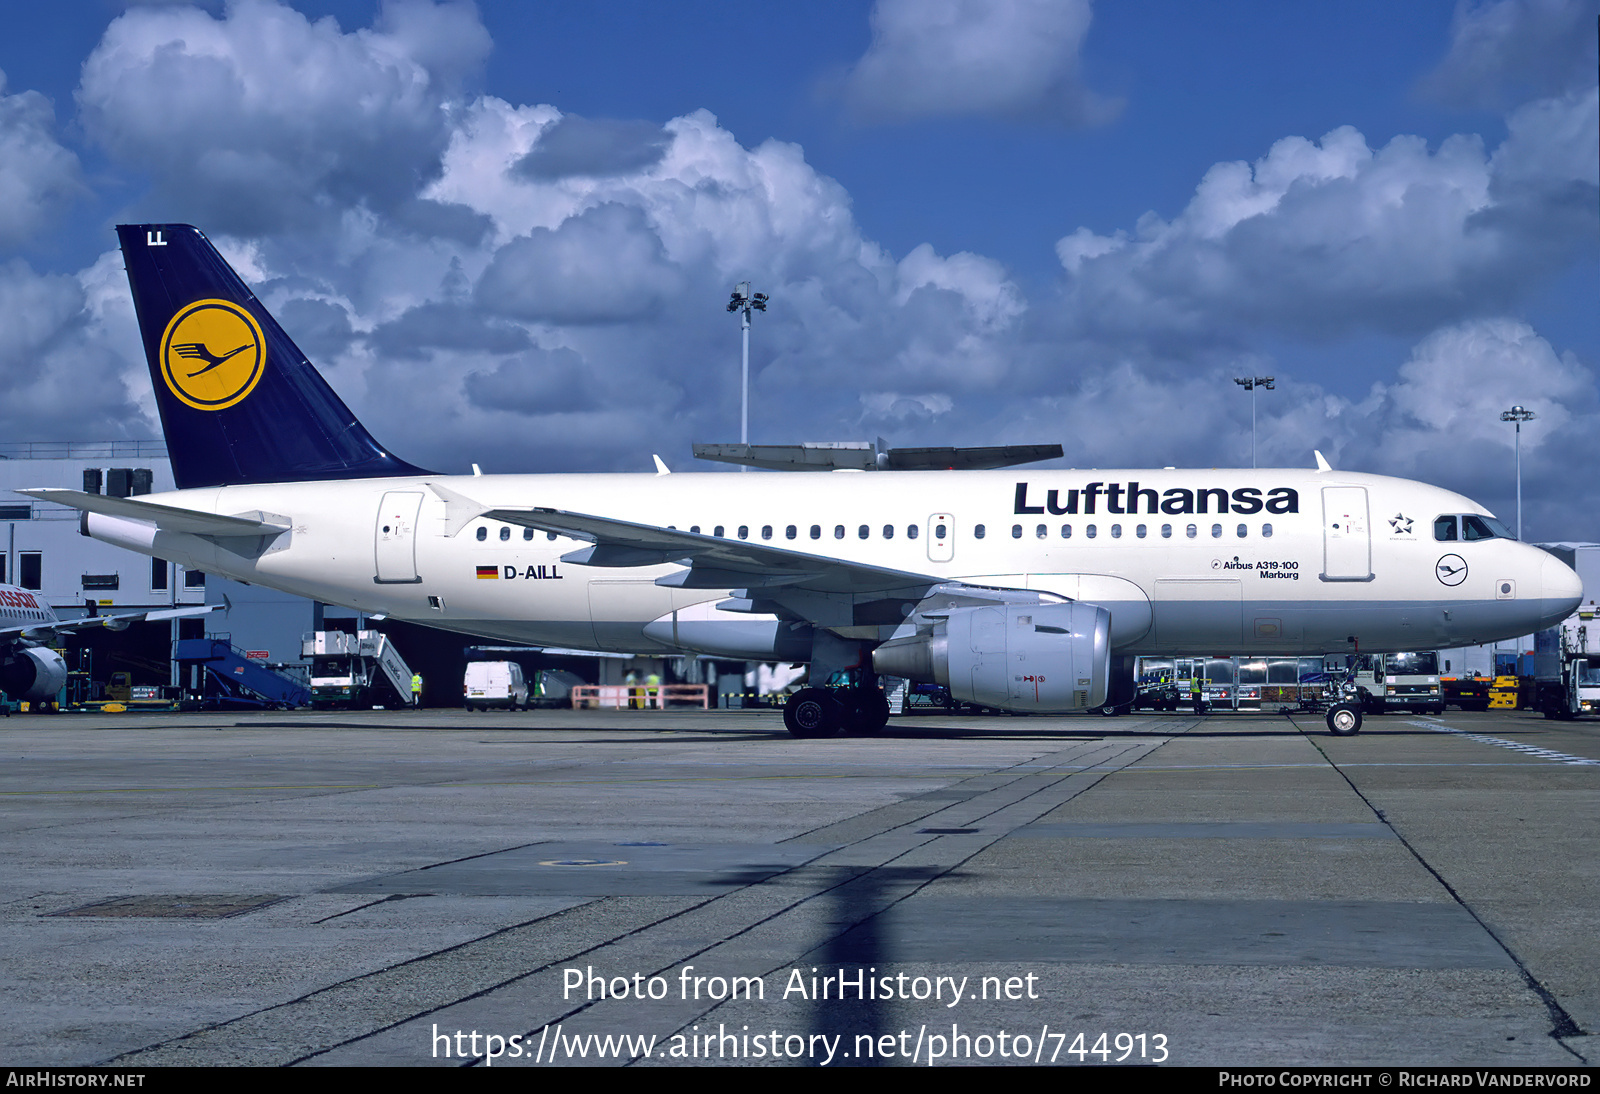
[23,225,1582,736]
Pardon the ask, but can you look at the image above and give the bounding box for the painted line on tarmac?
[1407,719,1600,765]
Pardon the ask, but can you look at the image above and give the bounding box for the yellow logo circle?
[159,299,266,411]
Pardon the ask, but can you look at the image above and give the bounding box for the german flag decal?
[475,565,498,579]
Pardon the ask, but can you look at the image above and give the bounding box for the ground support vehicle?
[1534,626,1600,720]
[1351,652,1445,715]
[463,661,529,710]
[1441,674,1491,712]
[304,630,414,710]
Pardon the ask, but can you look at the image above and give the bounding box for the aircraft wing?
[0,603,222,641]
[484,506,939,596]
[17,490,289,537]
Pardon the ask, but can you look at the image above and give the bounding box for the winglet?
[1314,450,1333,472]
[652,454,671,475]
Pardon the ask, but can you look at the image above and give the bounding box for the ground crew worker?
[1191,672,1204,714]
[411,672,423,708]
[645,671,662,709]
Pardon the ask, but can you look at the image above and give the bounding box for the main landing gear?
[783,686,891,739]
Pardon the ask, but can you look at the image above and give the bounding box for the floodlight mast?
[726,282,768,470]
[1232,375,1275,468]
[1500,404,1536,540]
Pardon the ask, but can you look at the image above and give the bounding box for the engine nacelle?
[872,601,1111,712]
[0,647,69,700]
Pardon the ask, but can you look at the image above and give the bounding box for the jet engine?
[871,601,1111,712]
[0,647,69,701]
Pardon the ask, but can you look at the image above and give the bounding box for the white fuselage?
[83,467,1579,659]
[0,586,58,632]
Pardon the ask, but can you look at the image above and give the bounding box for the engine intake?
[0,647,68,701]
[872,601,1111,712]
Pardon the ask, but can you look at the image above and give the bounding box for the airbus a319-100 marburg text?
[23,226,1581,736]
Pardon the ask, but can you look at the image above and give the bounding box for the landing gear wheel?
[784,688,841,739]
[843,690,891,736]
[1099,703,1125,717]
[1326,703,1362,736]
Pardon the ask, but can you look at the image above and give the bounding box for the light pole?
[1232,375,1275,468]
[1500,405,1536,540]
[726,282,768,468]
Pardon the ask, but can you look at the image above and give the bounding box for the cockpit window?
[1437,513,1513,542]
[1463,515,1510,541]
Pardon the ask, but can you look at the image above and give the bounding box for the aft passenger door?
[1320,487,1372,582]
[374,491,423,584]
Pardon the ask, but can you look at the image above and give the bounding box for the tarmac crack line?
[1284,712,1587,1057]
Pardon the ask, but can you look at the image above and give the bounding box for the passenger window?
[883,525,894,539]
[761,525,772,540]
[476,526,487,541]
[810,525,821,539]
[1136,524,1147,539]
[1086,525,1097,539]
[1111,524,1122,539]
[1036,524,1047,539]
[1236,524,1247,538]
[1061,524,1072,538]
[935,523,947,538]
[523,528,534,541]
[858,525,870,539]
[1434,516,1457,542]
[974,524,986,539]
[714,525,725,537]
[1263,523,1273,538]
[547,531,557,541]
[786,525,797,539]
[690,525,701,534]
[1186,524,1197,538]
[1211,524,1222,538]
[499,526,510,541]
[1161,524,1172,538]
[737,525,748,540]
[834,525,845,539]
[908,525,919,540]
[1011,525,1022,539]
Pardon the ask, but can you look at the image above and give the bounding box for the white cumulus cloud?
[840,0,1118,124]
[0,71,82,249]
[76,0,490,234]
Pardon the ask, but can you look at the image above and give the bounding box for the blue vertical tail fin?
[117,224,426,490]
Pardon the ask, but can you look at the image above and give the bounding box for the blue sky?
[0,0,1596,538]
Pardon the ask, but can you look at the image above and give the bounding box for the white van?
[463,662,530,711]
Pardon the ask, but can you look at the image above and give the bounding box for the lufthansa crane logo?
[1435,554,1468,587]
[158,299,266,411]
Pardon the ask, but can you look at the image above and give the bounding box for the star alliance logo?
[1388,513,1414,535]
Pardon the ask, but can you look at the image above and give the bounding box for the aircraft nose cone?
[1537,551,1583,628]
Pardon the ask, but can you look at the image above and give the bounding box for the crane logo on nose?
[1435,554,1467,586]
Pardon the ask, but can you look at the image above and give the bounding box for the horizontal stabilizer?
[18,489,289,537]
